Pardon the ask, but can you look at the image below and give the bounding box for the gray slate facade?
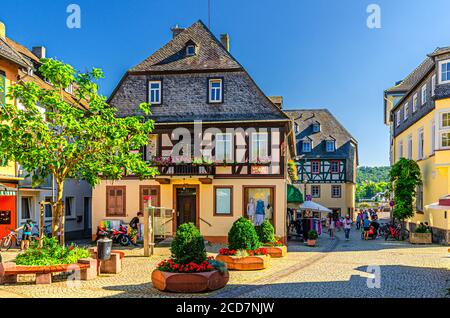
[109,20,288,123]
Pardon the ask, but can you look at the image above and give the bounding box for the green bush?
[171,223,207,265]
[15,237,90,266]
[307,230,318,240]
[255,220,276,244]
[415,225,431,234]
[228,217,260,251]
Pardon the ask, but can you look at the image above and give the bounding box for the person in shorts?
[363,217,371,240]
[16,219,34,250]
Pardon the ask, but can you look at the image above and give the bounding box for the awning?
[0,183,17,196]
[287,184,304,204]
[425,195,450,210]
[299,200,332,214]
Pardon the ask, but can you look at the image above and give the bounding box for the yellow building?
[385,47,450,244]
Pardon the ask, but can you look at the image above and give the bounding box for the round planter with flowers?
[256,220,287,258]
[216,217,271,271]
[151,223,228,293]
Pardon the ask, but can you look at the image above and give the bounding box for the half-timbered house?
[91,21,294,242]
[286,109,358,218]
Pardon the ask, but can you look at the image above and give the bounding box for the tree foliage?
[170,223,207,265]
[389,158,422,221]
[356,180,389,202]
[0,59,158,243]
[357,166,391,184]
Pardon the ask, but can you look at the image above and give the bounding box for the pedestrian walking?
[343,215,352,241]
[356,212,361,230]
[363,217,371,240]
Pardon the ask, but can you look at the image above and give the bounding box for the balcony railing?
[157,164,215,176]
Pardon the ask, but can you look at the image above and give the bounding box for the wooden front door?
[176,187,197,228]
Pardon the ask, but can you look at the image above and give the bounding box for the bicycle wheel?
[2,236,13,251]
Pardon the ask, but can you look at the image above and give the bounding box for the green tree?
[389,158,422,221]
[0,59,158,244]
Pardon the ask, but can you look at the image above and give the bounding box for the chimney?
[220,34,230,52]
[171,24,185,39]
[269,96,283,109]
[32,46,46,59]
[0,21,6,40]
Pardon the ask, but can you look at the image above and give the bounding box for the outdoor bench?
[0,258,97,285]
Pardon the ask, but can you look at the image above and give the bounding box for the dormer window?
[64,83,73,94]
[302,140,312,153]
[326,140,336,152]
[312,123,321,133]
[208,78,223,103]
[186,45,196,56]
[294,123,299,134]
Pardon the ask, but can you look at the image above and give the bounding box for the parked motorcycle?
[109,225,131,246]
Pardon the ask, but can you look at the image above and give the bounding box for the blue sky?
[1,0,450,167]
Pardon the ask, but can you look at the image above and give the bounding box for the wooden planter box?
[264,245,287,258]
[215,254,270,271]
[151,270,229,293]
[410,232,432,244]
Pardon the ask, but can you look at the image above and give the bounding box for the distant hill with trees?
[356,166,391,202]
[357,166,391,184]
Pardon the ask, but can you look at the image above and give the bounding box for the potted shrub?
[307,230,318,247]
[255,220,287,258]
[410,224,432,244]
[152,223,229,293]
[216,217,270,270]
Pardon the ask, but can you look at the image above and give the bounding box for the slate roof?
[285,109,357,160]
[385,47,450,94]
[130,20,242,73]
[0,37,34,68]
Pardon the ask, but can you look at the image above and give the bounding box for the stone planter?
[264,245,287,258]
[307,239,316,247]
[410,232,432,244]
[215,254,270,271]
[151,269,229,293]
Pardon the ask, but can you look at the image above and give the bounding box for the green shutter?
[0,71,5,107]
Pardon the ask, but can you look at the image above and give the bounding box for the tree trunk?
[52,180,65,246]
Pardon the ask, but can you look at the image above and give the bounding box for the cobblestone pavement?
[0,228,448,298]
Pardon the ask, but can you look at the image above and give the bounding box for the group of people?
[325,213,352,241]
[356,209,380,240]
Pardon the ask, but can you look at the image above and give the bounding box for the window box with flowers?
[152,223,228,293]
[215,217,271,270]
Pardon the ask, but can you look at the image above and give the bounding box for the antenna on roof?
[208,0,211,29]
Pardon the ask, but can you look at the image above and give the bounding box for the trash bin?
[97,237,112,261]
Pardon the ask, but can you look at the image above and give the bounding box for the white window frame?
[20,196,34,223]
[186,45,196,56]
[431,120,436,155]
[215,133,233,162]
[421,85,427,105]
[331,185,341,198]
[148,81,162,105]
[44,196,53,221]
[251,132,269,161]
[418,128,424,160]
[441,112,450,129]
[398,140,404,161]
[407,134,412,160]
[432,74,436,96]
[441,132,450,149]
[311,185,320,198]
[326,140,335,152]
[439,59,450,84]
[65,196,75,218]
[209,79,223,103]
[413,93,418,112]
[396,109,401,127]
[302,140,312,153]
[404,103,409,121]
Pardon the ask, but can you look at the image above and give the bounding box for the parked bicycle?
[384,223,410,241]
[0,228,39,251]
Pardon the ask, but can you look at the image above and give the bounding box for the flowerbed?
[157,257,226,274]
[218,248,268,256]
